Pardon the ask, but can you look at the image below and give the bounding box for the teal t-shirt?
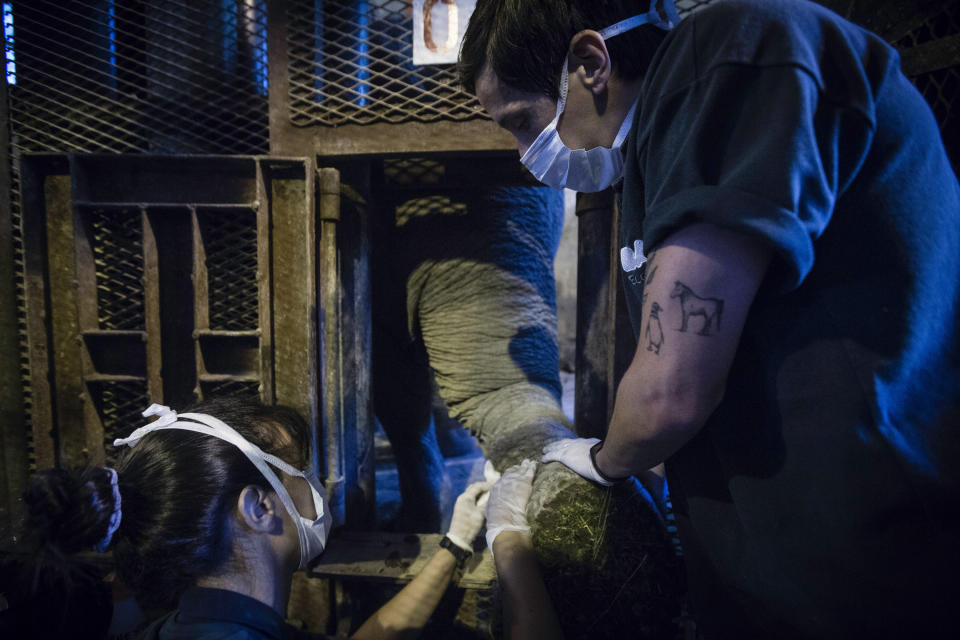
[618,0,960,637]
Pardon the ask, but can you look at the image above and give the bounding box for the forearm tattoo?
[645,301,664,354]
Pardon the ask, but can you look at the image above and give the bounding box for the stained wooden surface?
[311,531,497,590]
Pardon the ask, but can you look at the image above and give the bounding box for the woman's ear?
[236,485,283,535]
[569,29,613,95]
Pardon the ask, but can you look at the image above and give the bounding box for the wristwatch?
[439,535,471,567]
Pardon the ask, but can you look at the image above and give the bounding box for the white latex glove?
[476,460,501,512]
[485,459,537,553]
[446,480,493,552]
[541,437,614,486]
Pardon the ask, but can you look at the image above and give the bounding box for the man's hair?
[459,0,668,99]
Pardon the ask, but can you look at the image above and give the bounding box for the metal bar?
[19,158,60,470]
[142,206,163,404]
[192,205,209,399]
[318,166,345,527]
[0,67,28,522]
[267,157,321,476]
[337,183,374,527]
[573,190,617,439]
[45,167,88,466]
[255,158,273,403]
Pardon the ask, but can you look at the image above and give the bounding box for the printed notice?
[412,0,476,65]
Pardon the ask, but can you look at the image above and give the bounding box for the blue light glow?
[107,0,116,69]
[356,1,369,106]
[3,2,15,85]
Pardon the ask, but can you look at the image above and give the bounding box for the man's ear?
[236,485,283,535]
[569,29,613,95]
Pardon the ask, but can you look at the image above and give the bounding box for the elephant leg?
[431,382,478,459]
[371,321,446,533]
[403,186,683,637]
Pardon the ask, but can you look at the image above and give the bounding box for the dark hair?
[459,0,668,100]
[15,396,310,609]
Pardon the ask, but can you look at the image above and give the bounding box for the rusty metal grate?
[88,207,146,331]
[383,156,445,185]
[6,1,270,468]
[198,208,260,331]
[91,379,150,465]
[201,378,260,399]
[286,0,483,126]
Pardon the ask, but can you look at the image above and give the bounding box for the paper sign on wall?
[412,0,476,66]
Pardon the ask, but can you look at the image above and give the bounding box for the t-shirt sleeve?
[637,62,874,292]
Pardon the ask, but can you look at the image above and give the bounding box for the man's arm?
[594,222,771,478]
[493,532,564,640]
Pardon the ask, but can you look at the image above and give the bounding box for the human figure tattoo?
[645,301,664,354]
[670,281,724,336]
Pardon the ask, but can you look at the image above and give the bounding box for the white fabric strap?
[115,405,312,556]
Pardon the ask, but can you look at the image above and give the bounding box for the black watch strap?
[590,440,628,484]
[439,535,471,567]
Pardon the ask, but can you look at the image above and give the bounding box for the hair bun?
[23,467,116,555]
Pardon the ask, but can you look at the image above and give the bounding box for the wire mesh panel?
[895,3,960,173]
[286,0,481,126]
[200,378,261,399]
[198,208,260,331]
[90,379,150,464]
[9,0,269,155]
[88,207,146,331]
[284,0,716,129]
[6,1,271,470]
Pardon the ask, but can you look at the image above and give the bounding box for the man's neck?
[196,563,291,617]
[602,75,644,145]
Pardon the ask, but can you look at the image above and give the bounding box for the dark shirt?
[135,587,330,640]
[619,0,960,637]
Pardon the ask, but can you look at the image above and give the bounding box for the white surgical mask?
[115,404,333,569]
[520,0,680,192]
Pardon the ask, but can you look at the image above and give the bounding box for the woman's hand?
[446,480,492,552]
[485,459,536,554]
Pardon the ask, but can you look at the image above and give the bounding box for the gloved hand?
[541,437,615,486]
[446,480,493,552]
[485,459,537,553]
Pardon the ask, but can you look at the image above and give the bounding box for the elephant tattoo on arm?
[670,281,724,336]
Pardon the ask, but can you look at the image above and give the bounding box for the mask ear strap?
[555,52,570,119]
[115,411,313,558]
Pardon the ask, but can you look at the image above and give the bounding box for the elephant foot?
[529,464,684,638]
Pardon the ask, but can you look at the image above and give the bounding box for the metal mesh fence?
[198,208,260,331]
[5,1,270,468]
[88,207,146,331]
[895,3,960,173]
[10,0,269,155]
[200,378,261,399]
[283,0,719,129]
[286,0,477,126]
